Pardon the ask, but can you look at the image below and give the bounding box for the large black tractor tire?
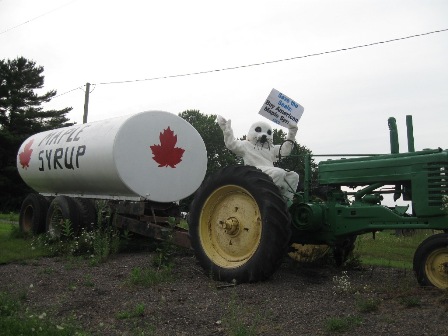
[46,196,82,238]
[188,165,292,283]
[19,193,50,235]
[413,233,448,289]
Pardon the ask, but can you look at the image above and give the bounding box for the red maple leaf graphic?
[150,127,185,168]
[19,139,34,169]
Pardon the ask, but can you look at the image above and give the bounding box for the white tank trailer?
[17,110,207,246]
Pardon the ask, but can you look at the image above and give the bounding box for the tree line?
[0,57,316,212]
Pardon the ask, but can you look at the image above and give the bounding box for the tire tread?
[189,165,291,283]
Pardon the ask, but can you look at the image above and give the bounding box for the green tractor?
[188,116,448,289]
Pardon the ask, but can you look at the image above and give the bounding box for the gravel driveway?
[1,249,447,335]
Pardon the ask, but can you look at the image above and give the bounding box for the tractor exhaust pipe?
[406,115,415,153]
[388,117,401,201]
[388,117,399,154]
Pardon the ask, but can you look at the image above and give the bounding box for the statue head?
[246,121,273,149]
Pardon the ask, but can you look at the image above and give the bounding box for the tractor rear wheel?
[413,233,448,289]
[188,165,291,283]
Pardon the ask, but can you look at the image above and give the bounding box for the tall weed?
[32,202,121,264]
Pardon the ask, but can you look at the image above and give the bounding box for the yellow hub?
[199,185,262,268]
[425,247,448,289]
[219,217,240,236]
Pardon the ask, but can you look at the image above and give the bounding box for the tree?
[0,57,74,211]
[178,111,318,211]
[272,128,318,188]
[178,110,240,212]
[179,110,241,177]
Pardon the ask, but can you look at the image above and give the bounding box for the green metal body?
[289,116,448,246]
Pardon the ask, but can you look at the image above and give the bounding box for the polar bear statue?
[217,115,299,201]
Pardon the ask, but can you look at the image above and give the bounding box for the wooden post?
[83,82,91,124]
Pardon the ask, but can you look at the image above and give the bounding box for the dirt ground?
[1,248,447,336]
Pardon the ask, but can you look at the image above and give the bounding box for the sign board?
[258,88,304,128]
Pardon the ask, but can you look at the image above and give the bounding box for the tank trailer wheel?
[19,193,50,235]
[75,198,98,231]
[46,196,82,239]
[189,165,291,283]
[413,233,448,289]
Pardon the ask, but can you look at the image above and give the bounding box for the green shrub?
[32,219,121,264]
[116,303,145,319]
[325,315,362,332]
[400,297,421,308]
[357,297,381,313]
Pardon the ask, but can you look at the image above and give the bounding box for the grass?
[0,291,86,336]
[353,229,437,269]
[0,212,19,223]
[1,213,122,265]
[116,303,145,319]
[0,214,444,335]
[30,217,122,265]
[224,290,260,336]
[400,296,421,308]
[0,223,49,264]
[356,297,381,313]
[0,214,442,275]
[177,219,189,230]
[127,266,173,286]
[0,224,441,273]
[325,315,362,333]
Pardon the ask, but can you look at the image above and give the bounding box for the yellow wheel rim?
[425,247,448,289]
[199,185,262,268]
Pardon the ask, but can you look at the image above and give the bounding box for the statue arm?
[278,124,298,157]
[216,115,245,156]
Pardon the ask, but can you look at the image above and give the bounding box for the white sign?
[258,88,304,128]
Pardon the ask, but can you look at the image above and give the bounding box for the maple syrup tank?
[16,111,207,203]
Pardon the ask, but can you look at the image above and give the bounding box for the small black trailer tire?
[19,193,50,235]
[75,198,97,231]
[46,196,82,238]
[188,165,291,283]
[413,233,448,289]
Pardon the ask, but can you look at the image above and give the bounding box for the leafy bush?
[32,219,121,264]
[357,297,381,313]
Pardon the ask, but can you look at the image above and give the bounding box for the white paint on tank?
[17,111,207,202]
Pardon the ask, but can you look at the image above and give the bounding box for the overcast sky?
[1,0,447,157]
